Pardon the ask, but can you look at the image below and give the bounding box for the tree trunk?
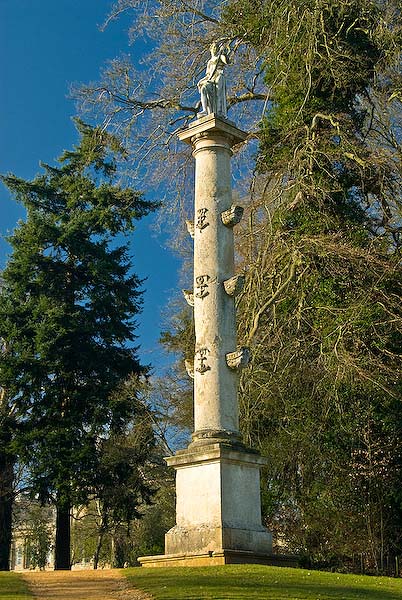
[0,489,13,571]
[93,527,106,570]
[93,501,107,570]
[55,502,71,570]
[0,452,14,571]
[110,535,115,569]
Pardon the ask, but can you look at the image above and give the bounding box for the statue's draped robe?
[199,58,228,118]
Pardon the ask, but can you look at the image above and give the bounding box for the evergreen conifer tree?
[0,121,158,569]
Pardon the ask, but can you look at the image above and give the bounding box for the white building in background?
[10,498,55,571]
[10,499,102,571]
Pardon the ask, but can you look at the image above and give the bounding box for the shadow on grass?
[137,582,402,600]
[125,566,402,600]
[0,572,32,600]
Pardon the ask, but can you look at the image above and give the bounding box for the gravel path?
[22,569,152,600]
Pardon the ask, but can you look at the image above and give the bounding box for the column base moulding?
[187,428,246,450]
[138,549,300,568]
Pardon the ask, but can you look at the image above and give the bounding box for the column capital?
[178,114,247,147]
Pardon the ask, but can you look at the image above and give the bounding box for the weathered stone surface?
[165,525,272,555]
[189,427,243,447]
[197,42,230,118]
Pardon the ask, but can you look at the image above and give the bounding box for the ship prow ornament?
[184,359,194,379]
[185,220,195,239]
[226,347,250,370]
[223,274,245,297]
[182,289,194,306]
[221,205,244,227]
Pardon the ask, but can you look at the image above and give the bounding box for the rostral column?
[139,42,273,567]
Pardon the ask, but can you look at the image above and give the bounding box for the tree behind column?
[159,0,402,568]
[222,0,402,567]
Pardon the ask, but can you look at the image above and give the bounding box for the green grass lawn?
[123,565,402,600]
[0,573,32,600]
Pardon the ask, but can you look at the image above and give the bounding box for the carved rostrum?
[226,347,251,370]
[182,289,194,307]
[221,205,244,227]
[186,220,195,239]
[185,359,194,379]
[223,275,245,297]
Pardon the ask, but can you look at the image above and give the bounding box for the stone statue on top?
[197,41,230,118]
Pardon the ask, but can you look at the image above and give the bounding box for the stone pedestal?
[139,114,274,568]
[164,444,272,556]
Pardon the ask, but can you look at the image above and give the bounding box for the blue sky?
[0,0,180,370]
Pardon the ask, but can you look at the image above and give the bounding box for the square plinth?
[161,443,272,559]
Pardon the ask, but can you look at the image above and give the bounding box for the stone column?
[186,116,246,443]
[138,114,274,568]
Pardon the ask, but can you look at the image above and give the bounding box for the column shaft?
[192,132,238,435]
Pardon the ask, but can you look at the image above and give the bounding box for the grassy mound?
[0,572,32,600]
[123,564,402,599]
